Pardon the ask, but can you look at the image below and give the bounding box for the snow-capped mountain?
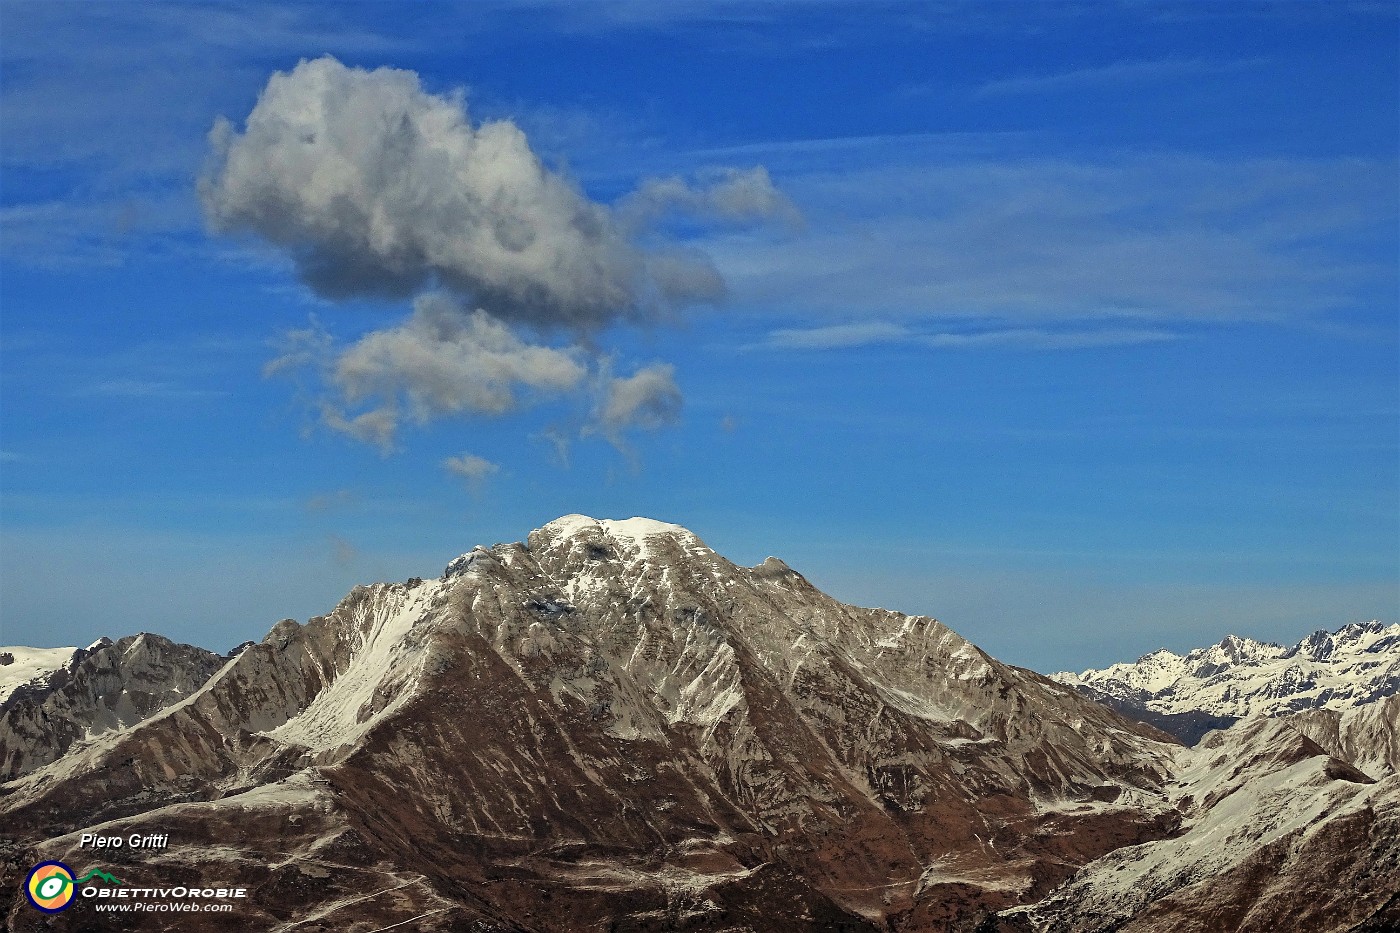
[0,634,229,779]
[1053,622,1399,745]
[2,516,1394,932]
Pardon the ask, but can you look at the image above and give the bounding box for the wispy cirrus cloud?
[974,58,1263,98]
[706,152,1396,328]
[757,322,1180,352]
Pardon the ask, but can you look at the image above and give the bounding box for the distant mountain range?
[2,515,1395,931]
[1053,622,1400,777]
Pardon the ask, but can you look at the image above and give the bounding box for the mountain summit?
[2,516,1394,931]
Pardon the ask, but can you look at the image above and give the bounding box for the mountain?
[996,715,1399,933]
[0,633,230,780]
[1,515,1393,931]
[1053,622,1400,747]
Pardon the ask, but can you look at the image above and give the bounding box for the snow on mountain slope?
[999,716,1398,933]
[1053,621,1399,722]
[262,577,447,754]
[0,645,79,704]
[1288,693,1400,780]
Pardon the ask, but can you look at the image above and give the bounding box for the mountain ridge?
[2,515,1394,931]
[1052,621,1399,753]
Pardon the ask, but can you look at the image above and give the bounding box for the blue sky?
[1,1,1395,672]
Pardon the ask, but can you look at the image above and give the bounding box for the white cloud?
[200,55,724,327]
[594,363,683,437]
[269,295,691,451]
[264,319,334,378]
[291,293,590,448]
[618,166,802,232]
[331,294,587,420]
[922,328,1180,350]
[320,405,399,453]
[205,56,807,456]
[443,452,500,492]
[763,321,913,350]
[534,427,573,468]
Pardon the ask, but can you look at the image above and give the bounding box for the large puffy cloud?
[201,55,724,328]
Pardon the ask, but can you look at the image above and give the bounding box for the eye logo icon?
[25,861,76,913]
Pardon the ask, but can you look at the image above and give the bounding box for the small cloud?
[720,414,739,433]
[328,534,357,567]
[305,489,357,513]
[592,363,683,441]
[443,452,500,493]
[273,294,593,450]
[618,166,803,232]
[762,321,912,350]
[534,426,573,468]
[264,317,333,377]
[0,450,21,463]
[921,328,1180,350]
[332,296,588,423]
[321,405,399,453]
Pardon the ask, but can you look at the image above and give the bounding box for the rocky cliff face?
[0,634,229,779]
[1,516,1393,932]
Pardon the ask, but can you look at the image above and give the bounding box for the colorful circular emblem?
[25,861,76,913]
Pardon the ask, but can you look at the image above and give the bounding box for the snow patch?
[0,645,80,704]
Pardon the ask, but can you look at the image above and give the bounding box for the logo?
[24,861,76,913]
[22,863,126,913]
